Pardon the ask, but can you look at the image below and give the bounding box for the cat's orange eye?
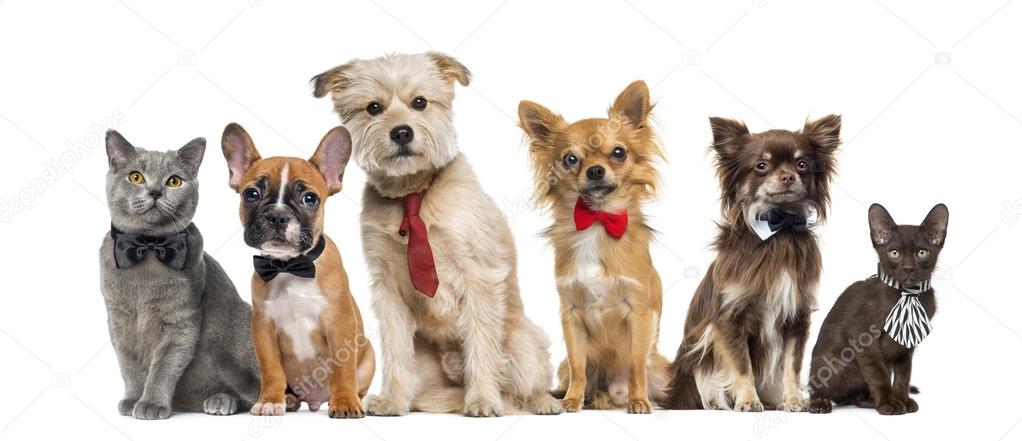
[166,175,183,188]
[127,171,145,185]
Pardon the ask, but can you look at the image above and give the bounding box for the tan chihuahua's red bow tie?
[399,191,439,297]
[574,198,628,239]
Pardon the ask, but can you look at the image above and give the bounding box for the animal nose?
[778,173,796,185]
[149,190,163,199]
[586,165,606,181]
[266,212,289,229]
[390,125,414,145]
[904,268,916,275]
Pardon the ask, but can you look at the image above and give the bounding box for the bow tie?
[399,191,439,297]
[877,265,933,348]
[111,226,188,270]
[574,198,628,239]
[751,208,808,241]
[253,237,325,282]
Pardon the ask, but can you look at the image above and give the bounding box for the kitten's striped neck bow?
[877,265,932,348]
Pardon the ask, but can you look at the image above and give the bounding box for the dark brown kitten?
[808,203,949,415]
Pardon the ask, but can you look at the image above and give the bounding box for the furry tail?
[909,385,920,395]
[661,351,703,409]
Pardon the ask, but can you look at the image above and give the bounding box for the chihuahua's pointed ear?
[221,123,261,192]
[310,126,353,195]
[106,130,137,168]
[311,63,354,99]
[803,114,842,151]
[609,80,652,128]
[708,117,749,154]
[921,203,949,247]
[868,203,898,246]
[518,101,566,144]
[176,137,206,177]
[428,52,471,86]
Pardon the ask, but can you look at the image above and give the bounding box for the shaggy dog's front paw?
[529,394,564,415]
[627,398,653,414]
[735,399,765,412]
[250,401,286,416]
[780,395,809,412]
[132,400,171,420]
[364,394,409,416]
[464,397,504,417]
[203,393,239,416]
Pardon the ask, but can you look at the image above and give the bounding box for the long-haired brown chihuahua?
[663,115,842,412]
[518,81,670,414]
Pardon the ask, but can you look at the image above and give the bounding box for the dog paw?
[132,400,171,420]
[364,394,409,416]
[250,401,286,416]
[780,395,809,412]
[808,398,832,414]
[627,398,653,414]
[876,399,907,416]
[734,399,765,412]
[561,397,583,413]
[529,394,564,415]
[328,396,365,419]
[464,398,504,417]
[588,391,612,410]
[203,393,238,416]
[902,397,919,413]
[117,398,138,416]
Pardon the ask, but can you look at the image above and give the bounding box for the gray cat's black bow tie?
[111,226,188,270]
[253,237,325,282]
[877,265,933,348]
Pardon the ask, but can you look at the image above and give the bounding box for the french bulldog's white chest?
[264,274,327,362]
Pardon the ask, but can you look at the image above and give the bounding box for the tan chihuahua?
[518,81,670,413]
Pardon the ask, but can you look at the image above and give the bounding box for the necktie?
[111,226,188,270]
[877,266,933,348]
[573,198,628,239]
[252,237,325,282]
[399,192,439,297]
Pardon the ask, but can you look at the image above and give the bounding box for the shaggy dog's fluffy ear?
[311,62,355,99]
[428,52,471,86]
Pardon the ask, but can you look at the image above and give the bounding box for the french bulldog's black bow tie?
[111,226,188,270]
[763,208,808,234]
[252,237,325,282]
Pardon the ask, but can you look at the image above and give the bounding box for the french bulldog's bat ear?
[105,130,137,168]
[708,117,749,155]
[428,52,471,86]
[311,62,354,99]
[518,100,566,144]
[176,137,206,176]
[220,123,261,192]
[803,114,842,151]
[310,126,352,195]
[921,203,949,247]
[868,203,897,246]
[609,80,652,128]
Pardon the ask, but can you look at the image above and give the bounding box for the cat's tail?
[909,385,920,394]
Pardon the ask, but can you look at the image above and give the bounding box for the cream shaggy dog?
[312,52,562,417]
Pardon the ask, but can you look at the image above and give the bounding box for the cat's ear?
[803,114,842,152]
[609,80,652,128]
[708,117,749,156]
[105,130,137,168]
[518,100,566,145]
[310,126,352,195]
[921,203,949,247]
[176,137,206,176]
[868,203,897,246]
[221,123,261,192]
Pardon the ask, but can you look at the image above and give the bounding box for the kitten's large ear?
[518,101,566,144]
[803,114,842,151]
[311,62,354,99]
[428,52,471,86]
[221,123,261,192]
[708,117,749,155]
[310,126,352,195]
[920,203,949,247]
[868,203,898,246]
[106,130,137,168]
[609,80,652,128]
[176,137,206,176]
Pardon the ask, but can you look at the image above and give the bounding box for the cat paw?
[561,397,583,413]
[528,394,564,415]
[364,394,409,416]
[250,401,286,416]
[328,396,365,419]
[780,395,809,412]
[203,393,239,416]
[902,397,919,413]
[735,399,765,412]
[464,397,504,417]
[627,398,653,414]
[117,398,138,416]
[132,400,171,420]
[876,399,907,416]
[808,398,832,414]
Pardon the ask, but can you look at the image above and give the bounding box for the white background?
[1,0,1020,440]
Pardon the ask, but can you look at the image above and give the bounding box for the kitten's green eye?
[917,249,930,259]
[888,249,900,259]
[166,175,183,188]
[127,171,145,185]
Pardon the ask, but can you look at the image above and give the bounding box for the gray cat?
[99,130,259,419]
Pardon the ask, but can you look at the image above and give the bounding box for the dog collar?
[750,208,809,241]
[252,236,326,282]
[876,265,933,348]
[111,224,189,270]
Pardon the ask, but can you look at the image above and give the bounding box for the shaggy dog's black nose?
[390,125,414,145]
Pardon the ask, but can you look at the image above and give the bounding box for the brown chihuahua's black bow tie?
[111,226,188,270]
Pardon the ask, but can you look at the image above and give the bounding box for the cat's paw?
[250,401,286,416]
[734,399,765,412]
[528,394,563,415]
[117,398,138,416]
[780,395,809,412]
[561,397,583,413]
[464,397,504,417]
[876,399,907,416]
[328,396,365,419]
[808,398,832,414]
[132,400,171,420]
[363,394,409,416]
[627,398,653,414]
[202,393,238,416]
[902,397,919,413]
